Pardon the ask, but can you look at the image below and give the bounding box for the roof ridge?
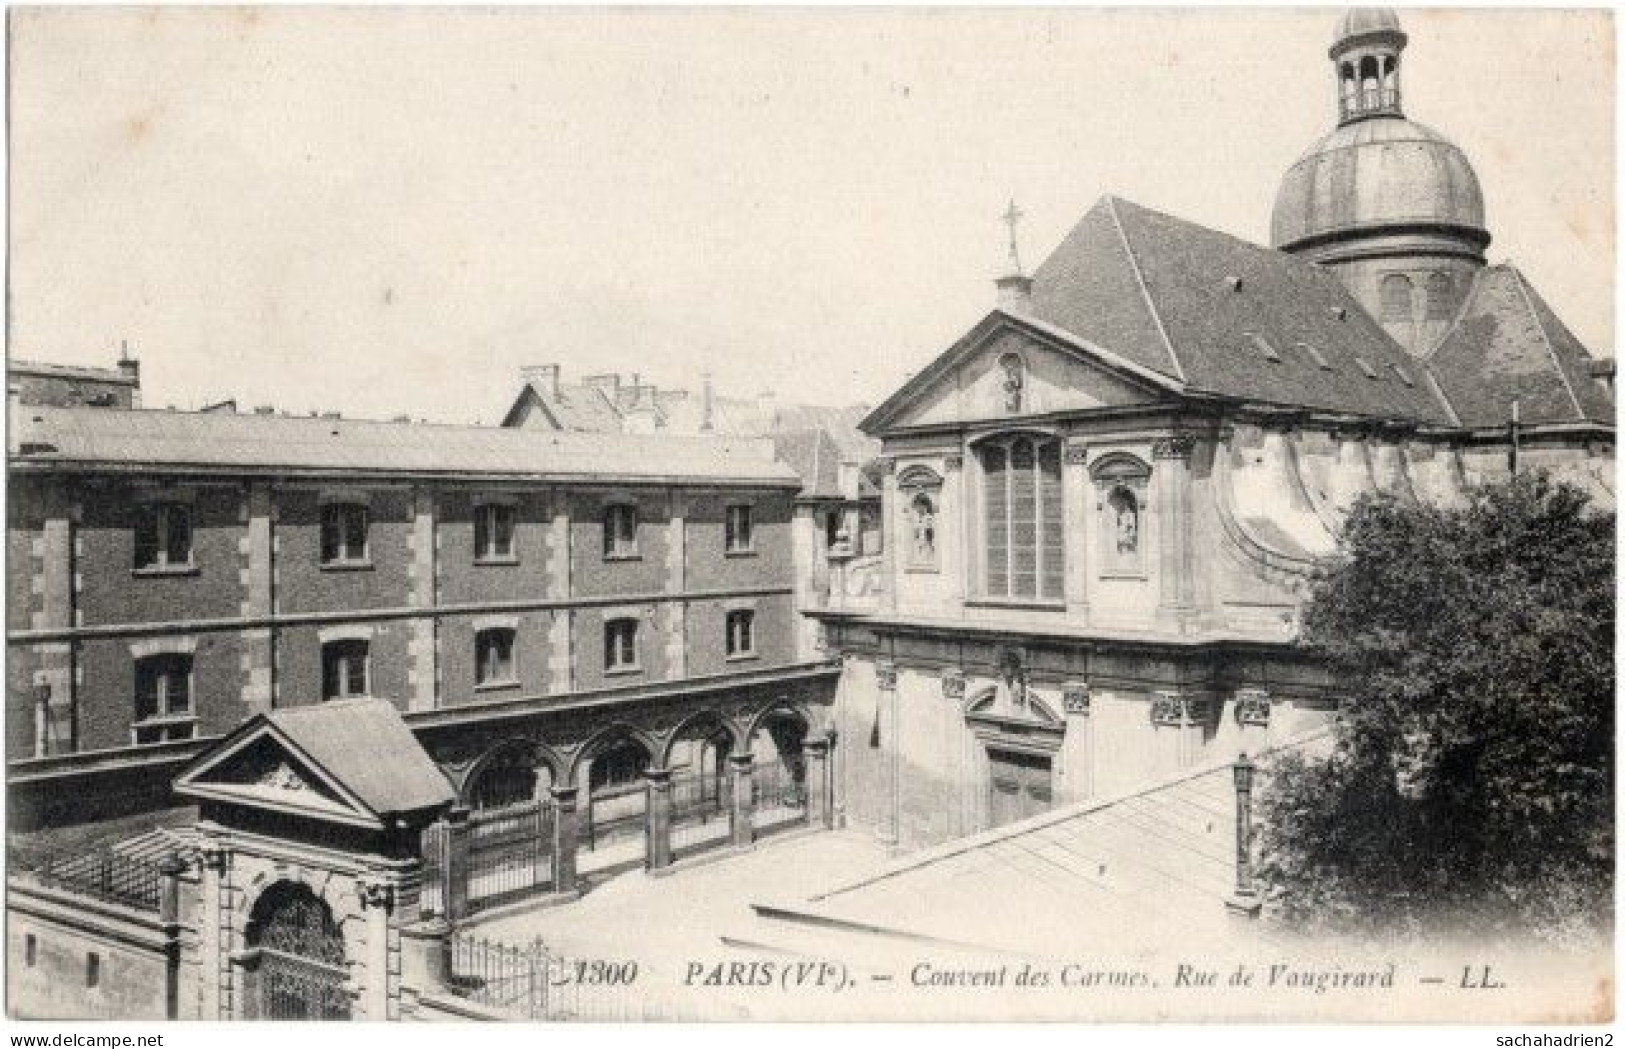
[1508,266,1587,422]
[1104,196,1188,383]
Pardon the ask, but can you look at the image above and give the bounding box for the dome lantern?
[1330,8,1408,124]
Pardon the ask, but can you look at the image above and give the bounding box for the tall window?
[134,503,192,570]
[725,609,756,658]
[604,618,639,672]
[1379,273,1414,323]
[604,504,638,559]
[321,639,369,700]
[475,628,517,686]
[1425,271,1457,321]
[133,653,194,744]
[980,435,1064,601]
[474,503,516,562]
[725,504,754,553]
[320,503,368,564]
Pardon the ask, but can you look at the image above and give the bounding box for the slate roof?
[1426,265,1615,428]
[1030,196,1457,424]
[9,359,138,386]
[265,699,454,816]
[752,732,1332,959]
[503,378,627,432]
[773,428,845,499]
[10,405,799,485]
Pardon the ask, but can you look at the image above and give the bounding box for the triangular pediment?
[175,719,385,830]
[863,310,1181,434]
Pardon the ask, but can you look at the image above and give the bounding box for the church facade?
[814,8,1615,850]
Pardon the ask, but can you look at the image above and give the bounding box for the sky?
[7,7,1614,424]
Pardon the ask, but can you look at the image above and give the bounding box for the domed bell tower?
[1332,9,1406,124]
[1273,9,1491,357]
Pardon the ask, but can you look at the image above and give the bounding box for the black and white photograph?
[2,4,1615,1028]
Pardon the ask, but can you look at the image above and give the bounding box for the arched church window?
[1425,271,1456,321]
[978,434,1063,601]
[1380,273,1414,323]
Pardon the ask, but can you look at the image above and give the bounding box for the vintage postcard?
[3,5,1614,1027]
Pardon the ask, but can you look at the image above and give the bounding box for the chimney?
[1589,358,1615,394]
[117,340,142,407]
[521,364,563,400]
[701,372,715,432]
[583,373,620,396]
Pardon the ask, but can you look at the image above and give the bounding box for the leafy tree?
[1256,472,1614,942]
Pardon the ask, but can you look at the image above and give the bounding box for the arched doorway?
[243,881,350,1021]
[455,741,559,910]
[748,708,810,837]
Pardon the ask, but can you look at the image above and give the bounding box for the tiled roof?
[773,428,845,499]
[754,732,1331,958]
[11,405,799,485]
[266,699,454,817]
[1426,265,1615,428]
[9,359,137,385]
[1031,196,1457,424]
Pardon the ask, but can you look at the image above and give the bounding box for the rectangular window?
[133,503,193,570]
[320,503,369,564]
[475,628,517,686]
[86,952,100,988]
[604,504,638,558]
[474,503,516,562]
[25,935,37,967]
[725,609,756,658]
[604,619,639,672]
[133,653,195,745]
[981,436,1063,602]
[322,639,369,700]
[725,504,754,553]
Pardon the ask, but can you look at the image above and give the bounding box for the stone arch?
[241,878,352,1020]
[461,737,564,809]
[1380,272,1414,322]
[658,709,744,769]
[744,699,813,748]
[569,722,659,785]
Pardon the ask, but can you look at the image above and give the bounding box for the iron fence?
[29,850,164,912]
[750,757,809,834]
[582,781,645,853]
[669,766,733,855]
[445,932,675,1021]
[466,801,556,910]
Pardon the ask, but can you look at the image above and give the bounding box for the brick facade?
[6,471,807,764]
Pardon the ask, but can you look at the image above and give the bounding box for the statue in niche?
[999,353,1024,414]
[910,493,936,563]
[1109,486,1139,555]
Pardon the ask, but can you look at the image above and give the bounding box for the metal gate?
[247,884,351,1020]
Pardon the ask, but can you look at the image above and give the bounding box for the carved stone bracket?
[199,844,231,874]
[943,453,963,471]
[1062,681,1091,716]
[1063,442,1089,466]
[356,878,396,913]
[1235,688,1272,727]
[875,662,898,691]
[1149,691,1211,726]
[1152,434,1197,461]
[940,671,966,701]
